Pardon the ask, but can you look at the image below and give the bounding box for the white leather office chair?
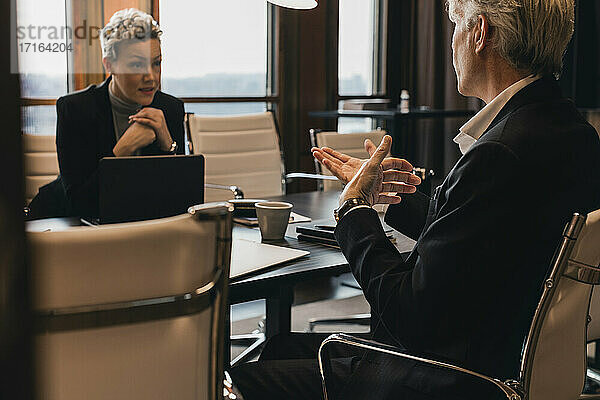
[22,134,59,204]
[587,290,600,393]
[186,111,336,203]
[581,205,600,397]
[187,112,285,202]
[319,209,600,400]
[30,203,232,400]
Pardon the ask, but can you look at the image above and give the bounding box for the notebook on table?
[296,223,395,248]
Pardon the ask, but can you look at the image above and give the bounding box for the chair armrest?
[285,172,340,192]
[317,333,522,400]
[205,183,245,199]
[285,172,339,182]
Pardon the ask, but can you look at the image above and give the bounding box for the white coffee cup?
[255,201,293,241]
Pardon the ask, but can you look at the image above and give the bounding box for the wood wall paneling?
[278,0,338,193]
[70,0,105,90]
[70,0,154,91]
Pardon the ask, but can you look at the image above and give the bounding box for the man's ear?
[473,14,490,54]
[102,57,112,74]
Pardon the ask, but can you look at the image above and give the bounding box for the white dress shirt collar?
[453,75,541,154]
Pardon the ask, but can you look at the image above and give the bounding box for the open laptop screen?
[98,155,204,224]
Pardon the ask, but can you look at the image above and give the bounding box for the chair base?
[231,317,267,366]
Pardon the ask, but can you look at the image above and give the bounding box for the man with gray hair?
[231,1,600,399]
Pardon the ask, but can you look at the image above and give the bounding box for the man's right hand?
[113,122,156,157]
[311,138,420,188]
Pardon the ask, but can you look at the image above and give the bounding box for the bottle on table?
[399,89,410,113]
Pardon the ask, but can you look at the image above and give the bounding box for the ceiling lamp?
[267,0,318,10]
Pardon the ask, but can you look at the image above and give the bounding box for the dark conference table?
[309,108,475,158]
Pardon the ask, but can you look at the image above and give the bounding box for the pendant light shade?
[267,0,318,10]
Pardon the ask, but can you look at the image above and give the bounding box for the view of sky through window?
[160,0,268,98]
[16,0,68,98]
[339,0,375,96]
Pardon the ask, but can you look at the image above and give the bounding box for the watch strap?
[334,198,371,222]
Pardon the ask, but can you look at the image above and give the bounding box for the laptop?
[230,239,310,279]
[97,155,204,224]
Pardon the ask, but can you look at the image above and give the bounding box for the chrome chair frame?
[319,333,522,400]
[204,183,245,199]
[318,212,600,400]
[34,203,233,400]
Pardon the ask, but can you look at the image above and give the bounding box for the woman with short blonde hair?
[55,8,184,217]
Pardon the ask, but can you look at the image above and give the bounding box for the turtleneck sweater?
[108,82,142,153]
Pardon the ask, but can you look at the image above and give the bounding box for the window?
[339,0,375,96]
[337,0,387,132]
[17,0,69,135]
[160,0,275,116]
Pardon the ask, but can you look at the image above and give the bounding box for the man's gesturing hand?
[340,135,418,206]
[311,139,377,184]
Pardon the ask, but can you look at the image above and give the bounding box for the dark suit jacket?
[56,76,185,217]
[334,78,600,399]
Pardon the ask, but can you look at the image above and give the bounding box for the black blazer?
[56,76,185,217]
[334,78,600,399]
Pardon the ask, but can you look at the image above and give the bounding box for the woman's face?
[104,38,162,105]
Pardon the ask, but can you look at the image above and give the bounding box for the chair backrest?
[583,205,600,344]
[22,134,59,204]
[588,291,600,344]
[29,203,233,400]
[521,209,600,400]
[187,111,284,202]
[311,130,386,191]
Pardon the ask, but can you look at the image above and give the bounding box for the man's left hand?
[341,135,417,206]
[129,108,173,151]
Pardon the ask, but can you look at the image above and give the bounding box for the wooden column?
[69,0,154,91]
[1,0,32,398]
[69,0,105,90]
[277,0,339,193]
